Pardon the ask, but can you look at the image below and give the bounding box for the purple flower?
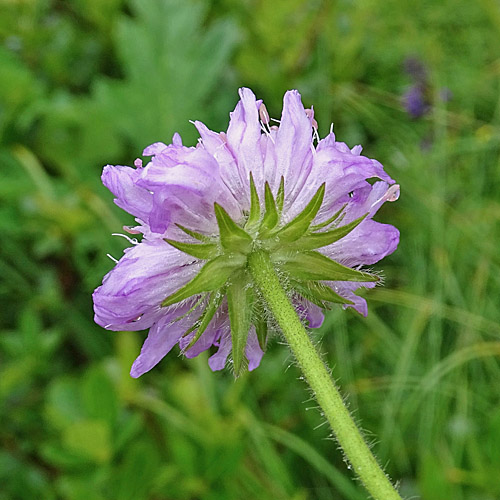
[93,88,400,377]
[402,56,453,119]
[403,85,430,118]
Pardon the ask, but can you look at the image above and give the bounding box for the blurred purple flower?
[403,85,430,118]
[402,56,452,119]
[93,88,400,377]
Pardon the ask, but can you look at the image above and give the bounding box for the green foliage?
[1,0,500,499]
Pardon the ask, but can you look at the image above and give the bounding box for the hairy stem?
[248,250,402,500]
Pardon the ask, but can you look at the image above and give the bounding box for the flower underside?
[93,87,400,378]
[162,173,375,375]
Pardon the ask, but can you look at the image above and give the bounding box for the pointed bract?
[245,172,261,229]
[284,214,368,252]
[278,251,379,283]
[227,274,253,376]
[164,238,219,260]
[161,254,245,307]
[215,203,253,254]
[260,182,279,233]
[275,183,325,243]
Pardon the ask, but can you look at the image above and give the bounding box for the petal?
[245,327,264,371]
[93,240,201,330]
[172,133,183,146]
[102,165,153,221]
[325,220,400,267]
[338,181,400,227]
[303,300,325,329]
[318,134,394,186]
[290,132,395,223]
[143,142,168,156]
[226,87,264,201]
[208,329,232,371]
[274,90,314,205]
[180,326,220,358]
[130,311,195,378]
[139,145,220,193]
[138,143,241,234]
[293,297,325,329]
[327,281,377,317]
[194,120,245,205]
[179,307,229,358]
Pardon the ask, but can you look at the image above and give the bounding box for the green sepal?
[291,280,354,307]
[214,203,253,254]
[184,289,224,350]
[253,300,268,350]
[171,295,206,324]
[284,214,368,252]
[161,254,245,307]
[245,172,261,230]
[227,272,253,376]
[175,223,212,242]
[276,176,285,213]
[164,238,219,260]
[274,183,325,243]
[277,250,379,283]
[310,203,347,231]
[259,182,279,233]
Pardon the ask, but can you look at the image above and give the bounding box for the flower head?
[403,85,430,118]
[93,88,400,377]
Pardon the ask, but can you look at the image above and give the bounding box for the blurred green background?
[1,0,500,499]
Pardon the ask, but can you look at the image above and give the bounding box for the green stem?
[248,251,402,500]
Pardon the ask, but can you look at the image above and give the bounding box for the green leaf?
[214,203,253,254]
[62,419,112,464]
[184,290,224,350]
[161,254,245,307]
[260,182,279,233]
[94,0,239,150]
[115,440,161,500]
[291,280,354,306]
[285,214,368,252]
[275,183,325,243]
[164,238,218,260]
[278,251,379,283]
[245,171,261,229]
[81,366,119,426]
[175,223,212,242]
[276,176,285,212]
[227,272,253,376]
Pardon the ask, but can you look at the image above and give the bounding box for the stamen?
[259,103,270,125]
[106,253,118,263]
[385,184,400,202]
[370,184,401,209]
[305,108,319,131]
[312,127,320,144]
[112,233,139,245]
[123,225,142,234]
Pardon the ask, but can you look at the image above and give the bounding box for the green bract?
[162,175,374,376]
